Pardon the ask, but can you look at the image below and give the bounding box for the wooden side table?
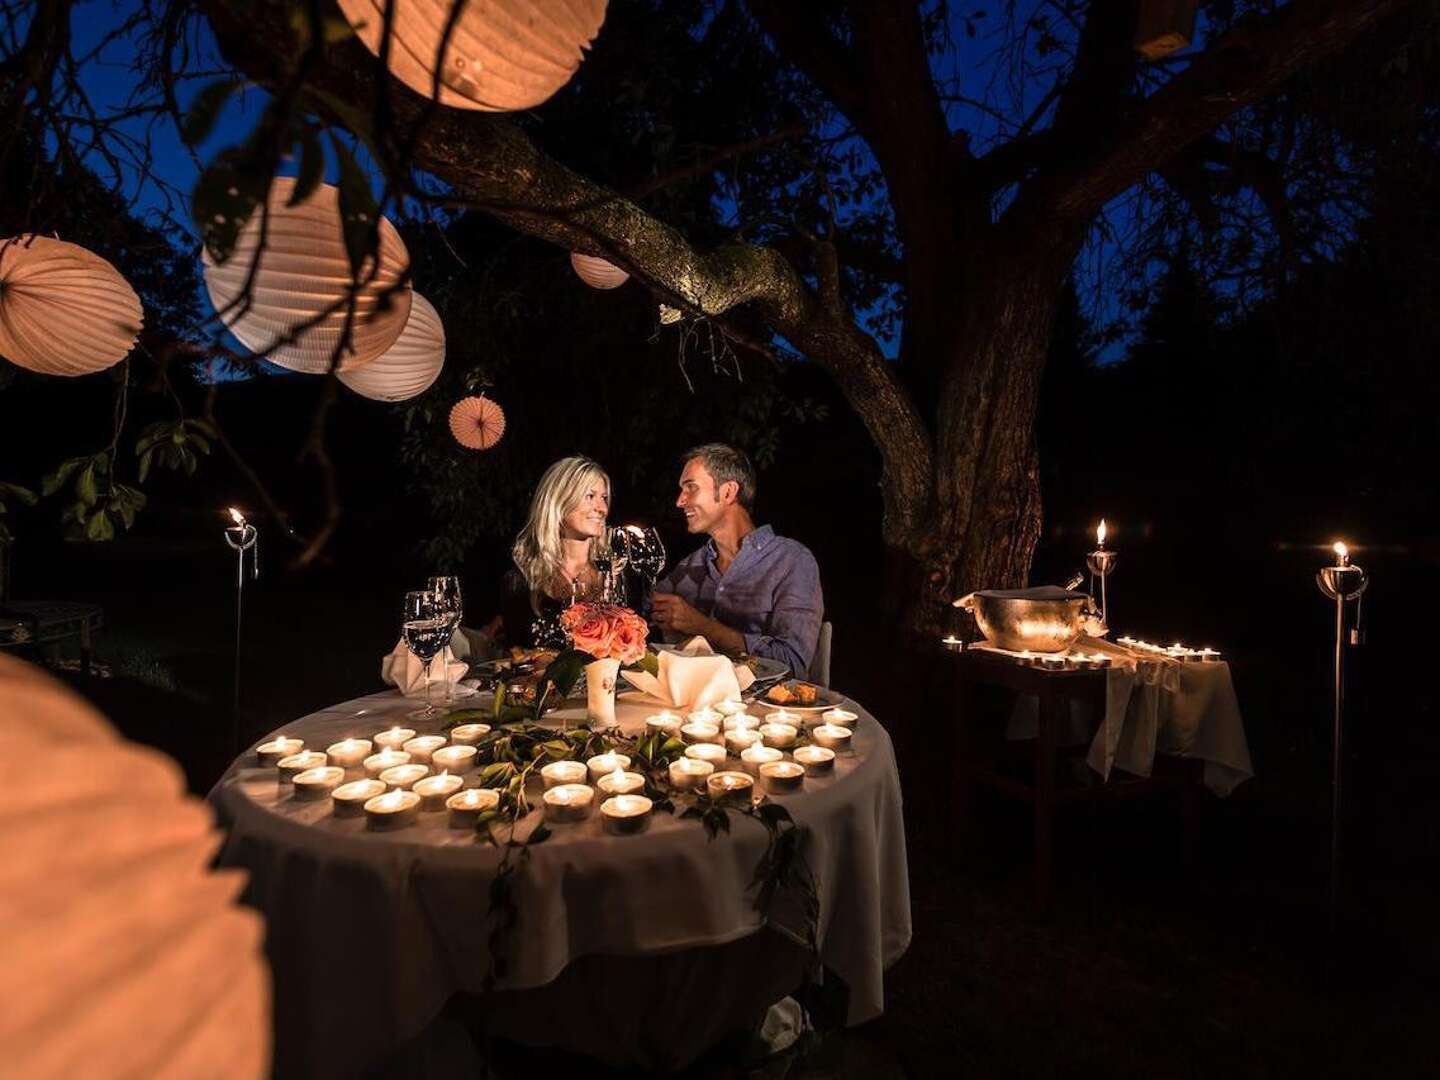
[949,648,1202,912]
[0,600,104,675]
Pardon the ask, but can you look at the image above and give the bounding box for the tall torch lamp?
[223,508,259,727]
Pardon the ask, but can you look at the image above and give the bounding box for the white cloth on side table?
[379,634,476,698]
[621,638,755,709]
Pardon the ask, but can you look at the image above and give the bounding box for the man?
[651,443,824,678]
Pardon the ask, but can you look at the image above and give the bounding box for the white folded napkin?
[381,634,475,698]
[621,644,755,710]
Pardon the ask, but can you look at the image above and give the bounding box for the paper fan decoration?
[336,0,608,112]
[0,654,269,1078]
[338,292,445,401]
[0,236,143,376]
[570,252,629,289]
[203,176,412,374]
[449,395,506,450]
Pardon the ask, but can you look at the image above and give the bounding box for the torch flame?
[228,507,245,526]
[1097,519,1108,547]
[1333,541,1349,564]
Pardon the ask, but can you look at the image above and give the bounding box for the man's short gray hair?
[684,443,756,510]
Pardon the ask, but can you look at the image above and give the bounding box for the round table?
[210,690,911,1077]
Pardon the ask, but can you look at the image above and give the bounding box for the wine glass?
[590,528,627,603]
[617,524,666,584]
[402,590,449,722]
[427,576,464,705]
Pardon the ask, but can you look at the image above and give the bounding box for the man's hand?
[650,591,707,636]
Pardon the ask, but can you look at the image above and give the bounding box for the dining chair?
[814,621,832,688]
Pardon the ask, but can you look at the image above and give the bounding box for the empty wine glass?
[590,528,627,603]
[427,576,464,706]
[617,524,666,584]
[402,590,449,721]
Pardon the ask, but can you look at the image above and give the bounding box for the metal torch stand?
[224,524,259,749]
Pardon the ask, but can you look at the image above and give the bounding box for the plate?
[753,680,845,713]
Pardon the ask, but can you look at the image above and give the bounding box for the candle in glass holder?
[820,708,858,728]
[332,778,385,817]
[292,766,345,801]
[681,721,721,746]
[759,722,798,750]
[601,794,652,835]
[759,760,804,794]
[811,724,853,753]
[793,745,835,776]
[543,783,594,824]
[379,763,430,791]
[364,789,420,829]
[413,772,464,811]
[669,757,714,791]
[687,707,722,727]
[765,709,802,728]
[449,723,491,747]
[325,738,372,770]
[446,787,499,829]
[740,744,782,776]
[402,735,447,764]
[431,745,476,774]
[725,728,762,755]
[586,753,630,782]
[257,737,304,767]
[714,699,748,717]
[364,749,411,778]
[374,727,417,752]
[645,711,683,738]
[723,713,760,732]
[596,767,645,797]
[277,751,328,784]
[684,743,727,767]
[706,770,754,806]
[541,760,588,789]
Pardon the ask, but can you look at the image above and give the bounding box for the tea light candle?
[1196,647,1221,662]
[325,738,372,770]
[725,728,762,755]
[413,772,464,811]
[706,770,754,806]
[1039,654,1067,670]
[277,751,328,783]
[541,760,589,788]
[684,743,728,767]
[793,745,835,775]
[722,713,760,732]
[759,722,798,749]
[373,727,416,752]
[714,699,748,717]
[446,787,499,829]
[431,745,476,774]
[379,763,431,791]
[363,749,411,778]
[601,794,652,835]
[811,724,853,752]
[645,711,683,737]
[402,735,447,764]
[941,635,964,652]
[680,721,721,745]
[765,709,802,727]
[740,744,783,776]
[332,778,385,817]
[687,707,722,727]
[543,783,594,824]
[292,766,345,800]
[759,760,804,794]
[668,757,714,791]
[257,737,304,767]
[820,708,858,728]
[586,753,631,782]
[596,767,646,797]
[449,723,491,746]
[364,789,420,828]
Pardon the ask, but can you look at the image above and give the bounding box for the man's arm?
[742,548,823,678]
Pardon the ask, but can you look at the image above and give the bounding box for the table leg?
[948,673,977,858]
[1033,692,1062,913]
[1179,758,1201,876]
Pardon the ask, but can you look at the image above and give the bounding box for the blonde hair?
[511,456,610,601]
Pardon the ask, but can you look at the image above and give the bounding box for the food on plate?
[765,681,818,705]
[508,646,558,666]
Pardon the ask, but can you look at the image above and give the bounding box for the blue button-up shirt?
[655,525,824,678]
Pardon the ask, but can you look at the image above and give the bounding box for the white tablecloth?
[209,690,910,1077]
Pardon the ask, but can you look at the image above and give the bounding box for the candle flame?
[228,507,245,526]
[1333,541,1349,564]
[608,766,626,787]
[1097,518,1107,546]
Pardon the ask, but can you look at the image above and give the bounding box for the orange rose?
[609,613,648,666]
[567,606,616,659]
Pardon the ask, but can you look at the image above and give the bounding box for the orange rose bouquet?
[559,603,650,667]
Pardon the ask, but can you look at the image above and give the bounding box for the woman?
[501,455,611,647]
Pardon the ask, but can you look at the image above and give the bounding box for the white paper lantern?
[0,236,143,376]
[570,252,629,289]
[336,0,608,112]
[449,395,506,450]
[0,654,269,1078]
[203,176,412,374]
[338,292,445,401]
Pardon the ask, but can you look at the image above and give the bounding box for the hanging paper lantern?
[0,654,269,1077]
[0,236,143,377]
[449,395,506,450]
[570,252,628,290]
[203,176,412,374]
[338,293,445,402]
[336,0,608,112]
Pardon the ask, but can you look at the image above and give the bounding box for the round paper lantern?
[203,176,412,374]
[0,235,143,376]
[449,395,506,450]
[0,654,269,1078]
[570,252,629,290]
[336,0,608,112]
[338,292,445,401]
